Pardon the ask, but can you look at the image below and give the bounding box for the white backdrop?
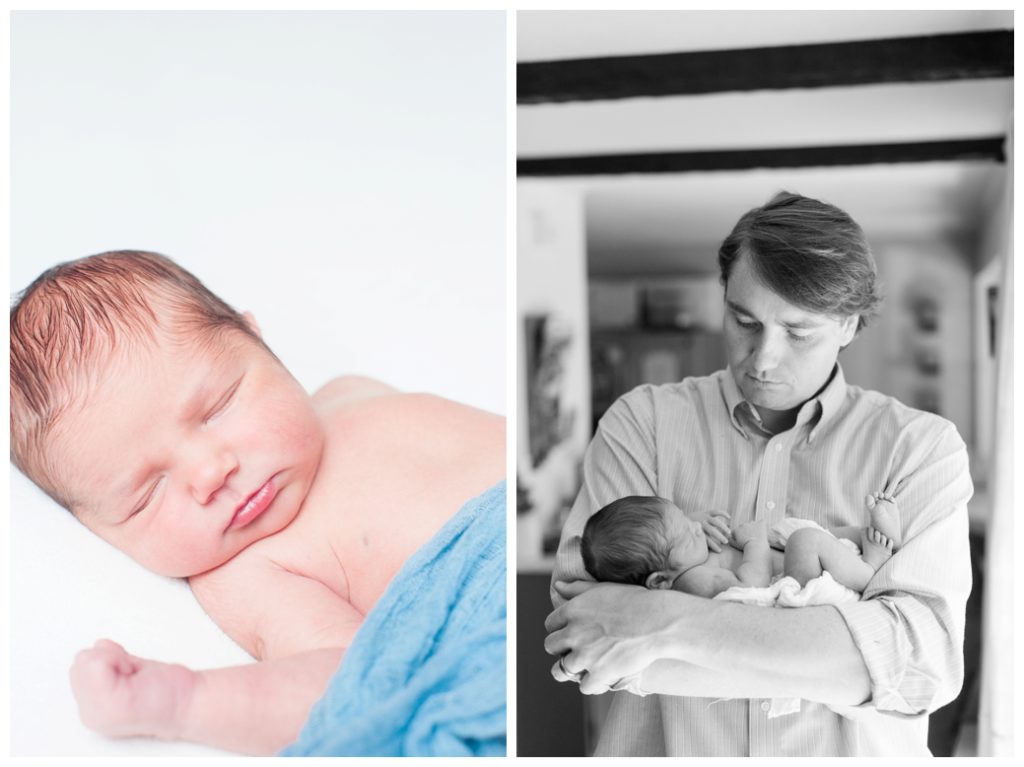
[9,10,506,756]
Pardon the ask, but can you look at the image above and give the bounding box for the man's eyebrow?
[725,299,754,317]
[725,299,823,329]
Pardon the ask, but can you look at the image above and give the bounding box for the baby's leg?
[862,492,902,570]
[784,527,876,592]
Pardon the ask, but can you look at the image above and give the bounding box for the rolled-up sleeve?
[550,388,659,608]
[833,421,973,716]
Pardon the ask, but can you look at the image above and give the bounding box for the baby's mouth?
[228,477,277,530]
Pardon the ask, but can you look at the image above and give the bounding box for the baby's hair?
[581,496,673,585]
[10,250,265,508]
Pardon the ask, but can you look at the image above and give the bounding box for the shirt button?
[775,443,783,452]
[761,701,771,712]
[766,501,776,510]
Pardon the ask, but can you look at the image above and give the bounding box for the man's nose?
[187,439,239,505]
[750,330,784,374]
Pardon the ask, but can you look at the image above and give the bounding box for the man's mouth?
[228,478,277,530]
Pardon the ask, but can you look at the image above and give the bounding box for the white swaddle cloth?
[714,518,862,718]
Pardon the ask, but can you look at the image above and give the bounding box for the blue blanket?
[281,481,506,756]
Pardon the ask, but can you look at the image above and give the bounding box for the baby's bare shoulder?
[676,564,741,599]
[312,375,398,408]
[189,548,363,661]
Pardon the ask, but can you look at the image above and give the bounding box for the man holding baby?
[545,191,972,756]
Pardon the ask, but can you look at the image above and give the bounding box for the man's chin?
[741,385,787,407]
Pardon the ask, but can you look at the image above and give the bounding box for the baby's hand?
[689,509,731,553]
[69,639,196,741]
[732,520,768,549]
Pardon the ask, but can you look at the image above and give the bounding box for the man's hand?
[545,580,678,695]
[69,639,196,741]
[688,509,731,553]
[732,519,768,549]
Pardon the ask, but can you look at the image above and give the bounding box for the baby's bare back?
[190,378,505,657]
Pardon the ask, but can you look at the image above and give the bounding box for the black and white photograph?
[516,9,1013,757]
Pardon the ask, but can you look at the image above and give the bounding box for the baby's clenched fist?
[69,639,195,741]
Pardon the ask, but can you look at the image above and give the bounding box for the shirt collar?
[720,363,848,441]
[721,366,749,437]
[810,362,848,440]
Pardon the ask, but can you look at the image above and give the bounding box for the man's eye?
[788,332,813,343]
[734,316,758,329]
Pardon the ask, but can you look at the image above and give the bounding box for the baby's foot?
[861,526,895,570]
[865,492,901,546]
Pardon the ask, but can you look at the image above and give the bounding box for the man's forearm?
[651,593,870,705]
[179,647,343,754]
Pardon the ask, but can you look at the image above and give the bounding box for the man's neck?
[752,404,798,435]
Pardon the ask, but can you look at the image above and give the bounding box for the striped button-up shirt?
[551,365,972,756]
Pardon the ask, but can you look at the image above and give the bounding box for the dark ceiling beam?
[518,30,1013,104]
[517,137,1006,177]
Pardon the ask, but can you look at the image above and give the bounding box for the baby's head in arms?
[581,496,710,590]
[10,251,325,579]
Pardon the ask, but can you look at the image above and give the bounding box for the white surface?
[10,11,505,756]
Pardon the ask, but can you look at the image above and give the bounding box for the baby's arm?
[70,566,364,754]
[731,520,771,588]
[686,508,732,553]
[71,640,344,754]
[678,521,771,598]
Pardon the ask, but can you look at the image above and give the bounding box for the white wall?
[11,10,506,413]
[516,182,590,567]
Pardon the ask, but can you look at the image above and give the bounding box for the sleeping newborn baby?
[9,251,505,755]
[580,492,901,598]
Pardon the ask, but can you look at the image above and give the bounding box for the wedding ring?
[558,656,581,681]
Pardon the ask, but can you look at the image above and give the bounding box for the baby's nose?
[187,445,239,505]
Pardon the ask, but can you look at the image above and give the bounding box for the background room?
[515,9,1013,758]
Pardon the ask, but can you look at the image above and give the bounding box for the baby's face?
[47,328,324,578]
[662,503,710,579]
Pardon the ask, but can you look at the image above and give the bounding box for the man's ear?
[242,311,262,338]
[645,570,676,591]
[838,314,859,348]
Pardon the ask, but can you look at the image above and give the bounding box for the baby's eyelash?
[129,480,159,518]
[204,378,242,422]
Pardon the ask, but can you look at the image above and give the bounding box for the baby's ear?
[645,571,676,591]
[242,311,262,338]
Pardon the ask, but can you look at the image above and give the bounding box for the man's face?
[48,328,325,578]
[723,252,857,417]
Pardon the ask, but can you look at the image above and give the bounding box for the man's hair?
[581,496,673,585]
[10,250,265,508]
[718,191,882,332]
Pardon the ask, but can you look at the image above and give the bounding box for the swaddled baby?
[10,251,505,754]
